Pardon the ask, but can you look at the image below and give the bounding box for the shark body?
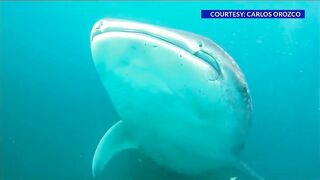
[90,18,258,179]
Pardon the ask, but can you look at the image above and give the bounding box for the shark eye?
[194,50,221,80]
[198,42,204,48]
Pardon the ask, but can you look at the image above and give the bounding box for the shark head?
[90,18,254,179]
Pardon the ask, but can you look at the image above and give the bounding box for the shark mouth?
[90,18,221,80]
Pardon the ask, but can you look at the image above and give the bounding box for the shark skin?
[90,18,260,179]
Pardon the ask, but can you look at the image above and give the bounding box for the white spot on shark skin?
[90,18,262,179]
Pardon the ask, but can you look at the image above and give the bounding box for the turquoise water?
[0,1,319,179]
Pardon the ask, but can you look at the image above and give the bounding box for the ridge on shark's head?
[90,18,261,179]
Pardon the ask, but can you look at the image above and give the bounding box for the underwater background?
[0,1,319,180]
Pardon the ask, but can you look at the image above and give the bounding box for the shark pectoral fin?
[209,161,263,180]
[92,120,137,177]
[232,160,264,180]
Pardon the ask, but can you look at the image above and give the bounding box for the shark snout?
[90,18,222,81]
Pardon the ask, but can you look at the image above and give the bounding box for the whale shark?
[90,18,260,179]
